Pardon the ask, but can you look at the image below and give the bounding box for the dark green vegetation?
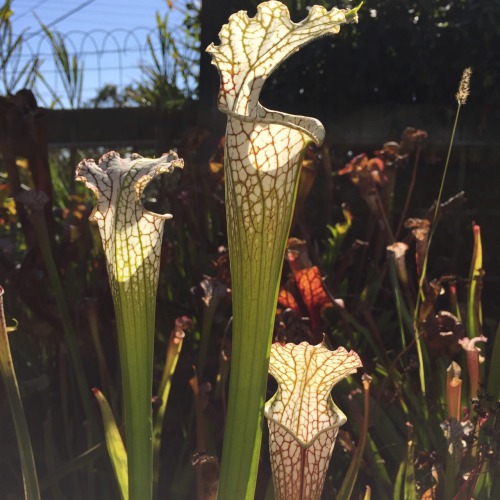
[1,1,500,499]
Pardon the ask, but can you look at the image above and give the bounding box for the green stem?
[153,321,185,498]
[115,270,155,500]
[337,375,371,500]
[197,300,218,383]
[29,207,98,439]
[433,105,461,223]
[218,275,277,499]
[0,288,41,500]
[86,299,117,411]
[414,103,462,395]
[217,136,304,499]
[467,224,482,338]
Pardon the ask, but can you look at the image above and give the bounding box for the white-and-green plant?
[74,3,363,498]
[206,2,360,497]
[265,341,362,499]
[76,151,183,500]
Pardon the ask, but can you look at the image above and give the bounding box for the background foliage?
[1,0,499,499]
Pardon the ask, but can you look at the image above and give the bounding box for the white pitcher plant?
[76,151,183,500]
[207,1,360,497]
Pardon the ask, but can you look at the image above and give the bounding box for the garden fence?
[6,26,187,106]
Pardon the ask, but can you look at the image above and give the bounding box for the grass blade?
[337,375,372,499]
[0,287,41,500]
[153,317,188,497]
[92,388,128,500]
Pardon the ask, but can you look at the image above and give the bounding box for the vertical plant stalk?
[395,146,422,240]
[152,316,190,497]
[458,336,487,399]
[85,298,117,411]
[467,224,483,338]
[264,341,362,500]
[197,277,228,382]
[16,190,98,439]
[206,3,359,497]
[446,361,462,420]
[76,151,183,500]
[337,374,371,500]
[387,243,412,350]
[189,375,215,499]
[414,68,472,395]
[433,68,472,224]
[0,287,41,500]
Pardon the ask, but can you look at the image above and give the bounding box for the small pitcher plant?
[76,151,183,500]
[207,2,359,496]
[265,341,362,500]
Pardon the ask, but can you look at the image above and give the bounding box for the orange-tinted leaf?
[278,287,301,315]
[294,266,333,330]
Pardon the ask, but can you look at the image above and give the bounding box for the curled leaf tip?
[76,150,183,211]
[346,2,363,20]
[207,0,355,142]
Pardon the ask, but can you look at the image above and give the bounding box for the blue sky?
[7,0,196,106]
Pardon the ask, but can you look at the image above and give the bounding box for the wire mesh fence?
[3,23,198,108]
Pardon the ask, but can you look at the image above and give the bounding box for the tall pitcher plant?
[76,151,183,500]
[207,2,360,497]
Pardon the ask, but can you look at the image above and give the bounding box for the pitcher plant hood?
[207,0,359,138]
[76,151,183,283]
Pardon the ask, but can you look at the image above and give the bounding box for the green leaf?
[92,388,128,500]
[0,289,41,500]
[153,318,188,496]
[403,436,417,500]
[337,375,371,500]
[393,459,406,500]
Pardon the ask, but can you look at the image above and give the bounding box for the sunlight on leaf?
[76,151,183,500]
[207,3,359,497]
[208,1,356,123]
[92,388,128,500]
[76,151,183,283]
